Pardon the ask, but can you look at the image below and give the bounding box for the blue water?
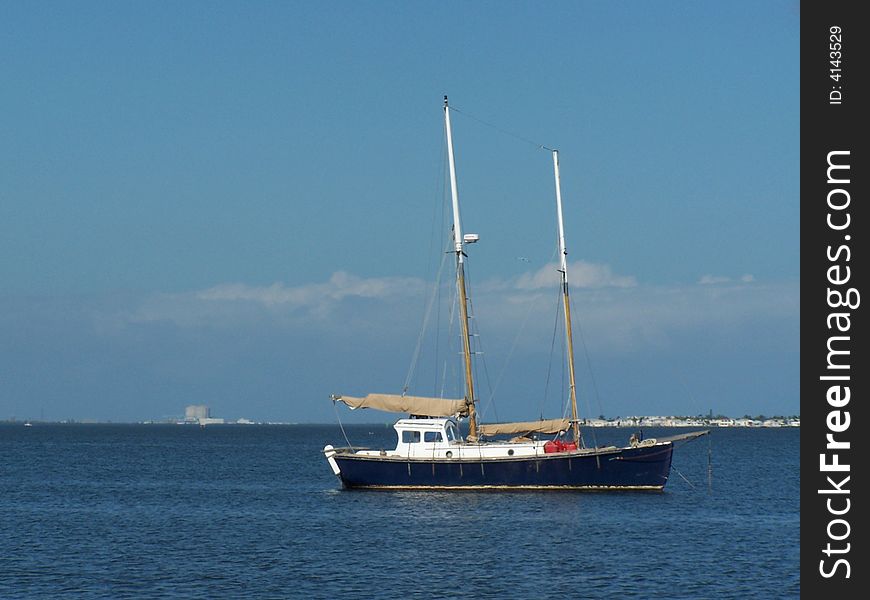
[0,424,799,598]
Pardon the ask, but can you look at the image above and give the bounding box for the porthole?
[446,451,453,458]
[507,449,514,456]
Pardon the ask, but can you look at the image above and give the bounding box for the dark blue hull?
[332,443,674,491]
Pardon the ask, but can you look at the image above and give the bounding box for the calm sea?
[0,424,799,599]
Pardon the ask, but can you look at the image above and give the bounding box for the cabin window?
[445,426,457,442]
[402,430,421,443]
[424,431,442,443]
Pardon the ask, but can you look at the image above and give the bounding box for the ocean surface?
[0,424,799,599]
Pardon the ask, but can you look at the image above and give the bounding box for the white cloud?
[4,269,798,422]
[699,275,732,285]
[195,271,424,307]
[513,260,637,290]
[699,273,756,286]
[108,271,428,332]
[104,265,796,359]
[473,276,798,355]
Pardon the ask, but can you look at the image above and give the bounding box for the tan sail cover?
[335,394,468,417]
[478,418,571,436]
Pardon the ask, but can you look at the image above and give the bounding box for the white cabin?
[347,417,579,460]
[393,418,462,457]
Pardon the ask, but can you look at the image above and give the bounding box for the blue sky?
[1,1,798,423]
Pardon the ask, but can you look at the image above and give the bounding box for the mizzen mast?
[444,95,478,439]
[552,150,582,447]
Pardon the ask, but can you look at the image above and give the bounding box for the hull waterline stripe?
[342,484,665,491]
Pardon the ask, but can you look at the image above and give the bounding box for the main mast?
[552,150,582,447]
[444,96,478,439]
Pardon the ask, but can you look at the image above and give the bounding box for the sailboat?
[323,97,707,490]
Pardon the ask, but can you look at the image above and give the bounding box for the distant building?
[185,405,209,422]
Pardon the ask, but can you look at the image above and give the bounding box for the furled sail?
[333,394,468,417]
[478,418,571,437]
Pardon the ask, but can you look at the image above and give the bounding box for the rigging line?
[669,431,713,492]
[476,323,497,426]
[485,246,560,418]
[429,136,449,396]
[440,269,460,399]
[403,234,452,395]
[433,252,446,397]
[483,282,536,411]
[406,131,448,394]
[463,261,499,424]
[332,400,354,452]
[449,105,554,153]
[540,283,563,421]
[672,465,697,490]
[435,148,450,394]
[571,296,600,450]
[432,217,447,396]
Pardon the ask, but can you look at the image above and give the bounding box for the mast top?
[444,95,449,107]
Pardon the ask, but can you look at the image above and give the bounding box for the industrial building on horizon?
[183,404,224,426]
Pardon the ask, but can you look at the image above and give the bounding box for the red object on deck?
[544,440,578,453]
